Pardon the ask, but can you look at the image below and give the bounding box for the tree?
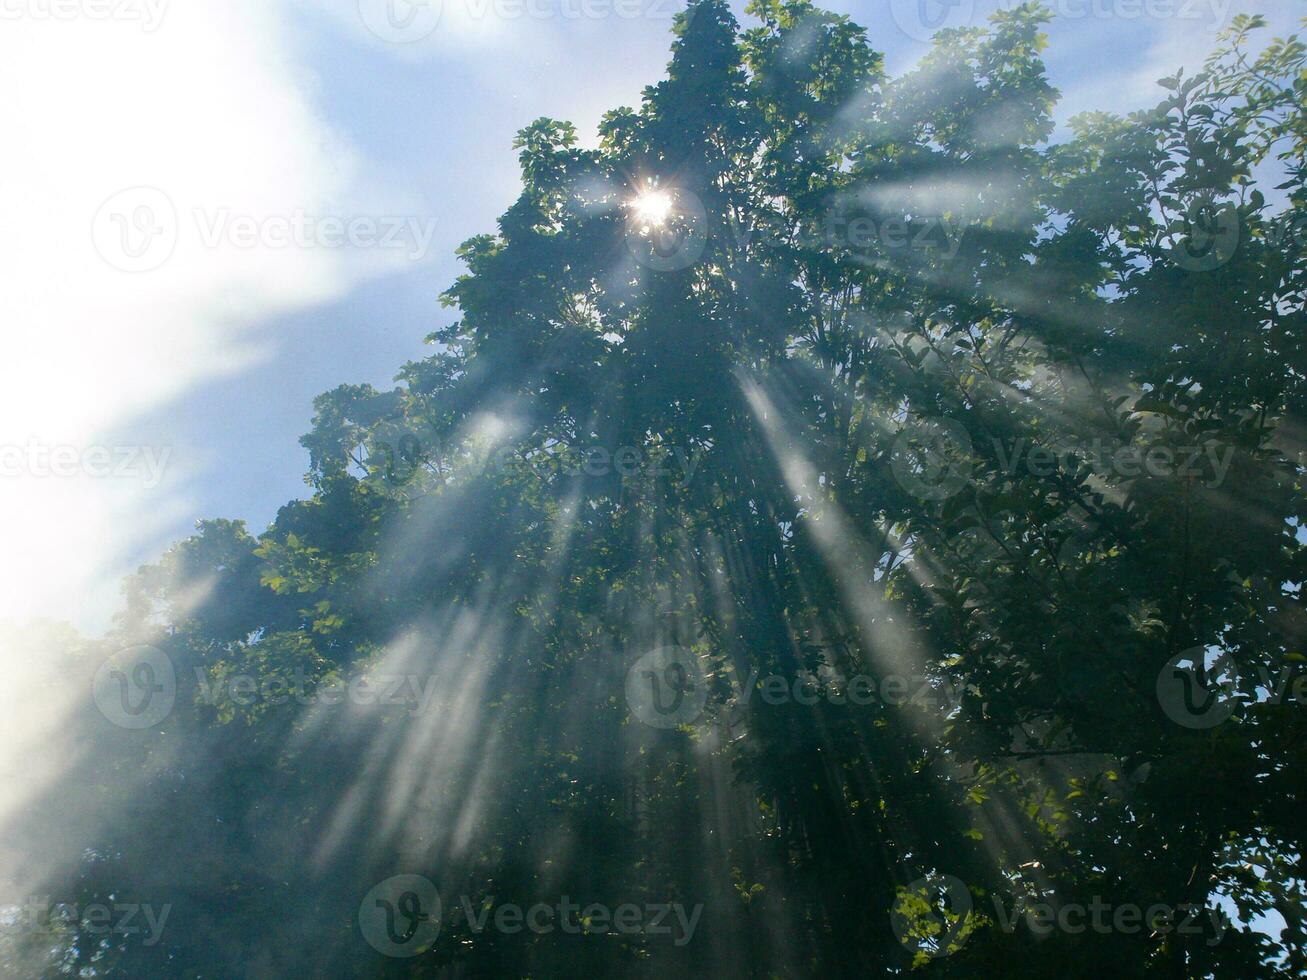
[8,5,1304,977]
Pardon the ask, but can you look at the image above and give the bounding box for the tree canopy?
[6,3,1306,977]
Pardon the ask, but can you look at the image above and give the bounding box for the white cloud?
[318,0,680,54]
[0,1,409,630]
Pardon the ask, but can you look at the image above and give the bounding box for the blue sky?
[1,0,1298,630]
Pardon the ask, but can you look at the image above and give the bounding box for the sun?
[629,188,673,227]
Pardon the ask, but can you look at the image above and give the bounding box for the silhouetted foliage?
[7,5,1305,978]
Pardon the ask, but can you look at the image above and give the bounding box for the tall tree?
[7,5,1304,978]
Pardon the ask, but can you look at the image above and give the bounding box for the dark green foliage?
[8,6,1305,978]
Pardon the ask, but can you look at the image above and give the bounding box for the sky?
[1,0,1300,634]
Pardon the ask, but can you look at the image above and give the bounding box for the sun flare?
[629,188,673,227]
